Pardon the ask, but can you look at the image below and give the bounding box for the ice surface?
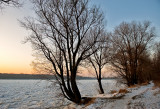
[0,80,57,109]
[0,80,160,109]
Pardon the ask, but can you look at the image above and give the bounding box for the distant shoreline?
[0,73,117,80]
[0,73,54,80]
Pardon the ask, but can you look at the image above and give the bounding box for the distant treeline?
[0,73,55,79]
[0,73,117,80]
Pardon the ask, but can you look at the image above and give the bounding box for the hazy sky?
[0,0,160,74]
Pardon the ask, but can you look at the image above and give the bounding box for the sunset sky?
[0,0,160,74]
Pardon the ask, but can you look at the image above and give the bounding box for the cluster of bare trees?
[152,43,160,80]
[110,21,155,86]
[20,0,159,104]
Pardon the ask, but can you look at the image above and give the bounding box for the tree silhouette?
[88,31,110,94]
[152,42,160,80]
[110,21,155,86]
[21,0,104,103]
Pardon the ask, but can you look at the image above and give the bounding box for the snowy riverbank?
[0,80,159,109]
[65,81,160,109]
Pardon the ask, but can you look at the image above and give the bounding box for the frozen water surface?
[1,79,159,109]
[0,79,122,109]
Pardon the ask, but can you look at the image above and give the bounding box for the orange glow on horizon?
[0,65,33,74]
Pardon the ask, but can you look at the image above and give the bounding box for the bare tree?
[0,0,21,8]
[88,31,110,94]
[110,21,155,86]
[136,49,152,82]
[20,0,104,104]
[31,53,54,74]
[152,42,160,80]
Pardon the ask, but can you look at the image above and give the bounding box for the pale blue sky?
[0,0,160,74]
[92,0,160,34]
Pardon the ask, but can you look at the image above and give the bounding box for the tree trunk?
[58,74,74,101]
[98,67,104,94]
[98,78,104,94]
[71,72,81,103]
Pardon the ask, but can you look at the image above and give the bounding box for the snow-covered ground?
[0,79,160,109]
[0,79,123,109]
[0,80,57,109]
[66,81,160,109]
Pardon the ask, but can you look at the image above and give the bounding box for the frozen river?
[0,79,124,109]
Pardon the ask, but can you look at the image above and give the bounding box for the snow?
[66,81,160,109]
[0,80,57,109]
[0,80,160,109]
[77,79,125,96]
